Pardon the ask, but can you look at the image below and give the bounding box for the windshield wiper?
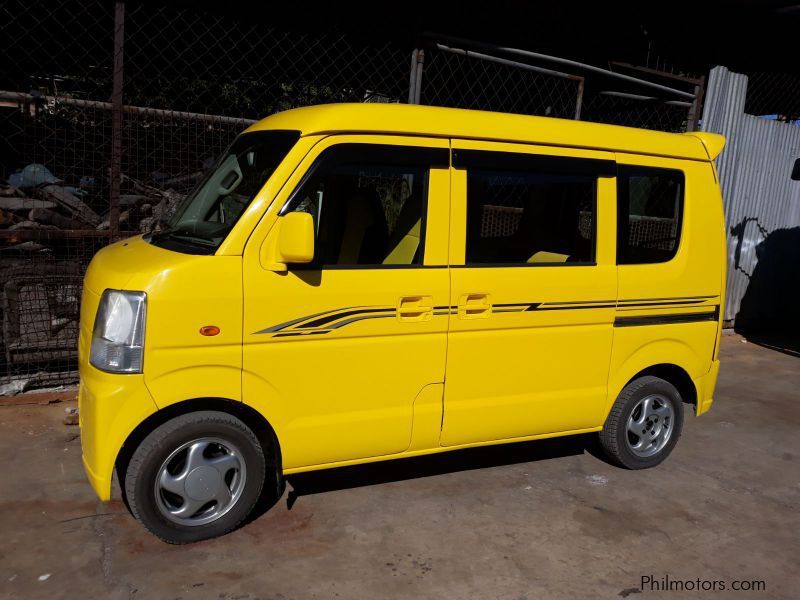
[146,225,218,250]
[146,220,174,239]
[165,233,217,247]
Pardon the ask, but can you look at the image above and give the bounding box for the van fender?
[603,336,707,419]
[239,367,291,459]
[145,364,243,410]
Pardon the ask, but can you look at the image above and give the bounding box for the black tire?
[124,411,273,544]
[599,376,684,469]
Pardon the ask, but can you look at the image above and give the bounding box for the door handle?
[397,295,433,321]
[458,293,492,319]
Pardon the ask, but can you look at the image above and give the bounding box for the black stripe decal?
[616,306,714,314]
[618,295,718,303]
[494,302,535,308]
[297,307,394,329]
[256,297,721,336]
[326,313,395,329]
[617,299,710,307]
[532,303,617,311]
[614,307,719,327]
[273,330,331,338]
[539,299,616,306]
[254,307,357,334]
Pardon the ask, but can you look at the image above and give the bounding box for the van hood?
[83,235,202,295]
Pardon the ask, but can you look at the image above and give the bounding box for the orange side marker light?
[199,325,221,337]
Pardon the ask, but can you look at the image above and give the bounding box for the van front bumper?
[79,364,158,501]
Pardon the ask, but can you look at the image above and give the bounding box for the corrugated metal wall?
[701,66,800,323]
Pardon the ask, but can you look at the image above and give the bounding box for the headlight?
[89,290,146,373]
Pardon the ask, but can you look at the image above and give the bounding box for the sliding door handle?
[458,293,492,319]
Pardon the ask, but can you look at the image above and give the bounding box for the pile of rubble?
[0,164,187,241]
[0,164,195,392]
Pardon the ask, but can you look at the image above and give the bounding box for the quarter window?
[465,168,596,265]
[617,166,684,264]
[284,145,445,268]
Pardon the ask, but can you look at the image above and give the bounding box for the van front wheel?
[124,411,270,544]
[599,376,684,469]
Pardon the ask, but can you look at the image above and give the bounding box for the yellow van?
[78,104,725,543]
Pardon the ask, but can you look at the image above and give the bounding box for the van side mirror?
[792,158,800,181]
[267,212,315,270]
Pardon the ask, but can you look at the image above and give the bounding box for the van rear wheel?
[124,411,273,544]
[599,376,684,469]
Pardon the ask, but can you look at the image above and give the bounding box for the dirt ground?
[0,333,797,599]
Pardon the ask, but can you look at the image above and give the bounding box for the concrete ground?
[0,334,797,599]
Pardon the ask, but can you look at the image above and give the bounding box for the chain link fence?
[418,46,582,119]
[1,0,708,390]
[744,72,800,121]
[580,92,694,133]
[414,38,705,133]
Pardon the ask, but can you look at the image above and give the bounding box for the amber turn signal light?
[199,325,221,336]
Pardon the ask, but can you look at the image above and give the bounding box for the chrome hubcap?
[155,437,246,526]
[626,394,674,458]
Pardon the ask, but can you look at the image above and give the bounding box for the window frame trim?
[452,148,616,176]
[616,164,686,266]
[279,143,449,271]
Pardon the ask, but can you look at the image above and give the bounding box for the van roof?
[245,103,724,162]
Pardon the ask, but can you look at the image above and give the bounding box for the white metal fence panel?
[701,66,800,323]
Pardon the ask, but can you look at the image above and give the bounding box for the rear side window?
[465,170,596,265]
[456,150,613,266]
[617,166,684,264]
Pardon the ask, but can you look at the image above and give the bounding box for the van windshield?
[148,130,299,254]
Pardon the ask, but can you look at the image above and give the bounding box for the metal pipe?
[686,77,706,132]
[598,90,692,107]
[609,61,704,86]
[407,49,419,104]
[428,33,696,100]
[0,91,256,126]
[436,43,581,82]
[0,230,113,240]
[574,78,584,120]
[414,49,424,104]
[109,0,125,238]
